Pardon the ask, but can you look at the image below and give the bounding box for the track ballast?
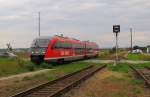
[130,65,150,88]
[12,65,106,97]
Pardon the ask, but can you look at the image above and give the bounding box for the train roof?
[35,35,98,46]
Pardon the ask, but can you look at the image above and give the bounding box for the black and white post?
[113,25,120,66]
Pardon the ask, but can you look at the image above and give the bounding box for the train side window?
[61,42,72,49]
[52,41,61,49]
[53,41,72,49]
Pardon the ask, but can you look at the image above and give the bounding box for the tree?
[6,43,13,51]
[133,45,140,50]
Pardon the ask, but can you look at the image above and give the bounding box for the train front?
[30,36,52,63]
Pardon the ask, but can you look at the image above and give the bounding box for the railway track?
[12,65,106,97]
[129,65,150,88]
[145,66,150,70]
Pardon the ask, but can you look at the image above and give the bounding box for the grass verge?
[128,53,150,60]
[0,57,42,77]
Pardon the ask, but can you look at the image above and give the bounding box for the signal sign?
[113,25,120,33]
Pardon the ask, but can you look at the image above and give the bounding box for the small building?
[147,45,150,54]
[132,49,143,54]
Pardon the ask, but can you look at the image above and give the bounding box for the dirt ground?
[0,69,52,97]
[0,69,52,81]
[0,66,149,97]
[63,69,150,97]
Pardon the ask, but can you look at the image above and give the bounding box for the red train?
[30,35,99,63]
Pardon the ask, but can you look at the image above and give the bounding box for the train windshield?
[31,37,51,48]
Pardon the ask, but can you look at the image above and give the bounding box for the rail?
[12,65,106,97]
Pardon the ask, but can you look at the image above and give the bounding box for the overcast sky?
[0,0,150,48]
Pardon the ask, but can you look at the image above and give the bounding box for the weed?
[47,75,57,80]
[105,76,125,82]
[130,79,144,85]
[132,87,143,94]
[23,76,32,81]
[107,63,130,73]
[128,53,150,60]
[40,62,53,69]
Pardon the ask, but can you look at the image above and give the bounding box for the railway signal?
[113,25,120,66]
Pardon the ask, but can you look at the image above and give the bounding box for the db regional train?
[30,35,99,63]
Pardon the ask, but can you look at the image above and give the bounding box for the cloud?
[0,0,150,48]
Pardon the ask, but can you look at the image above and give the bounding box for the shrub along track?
[129,65,150,88]
[12,65,106,97]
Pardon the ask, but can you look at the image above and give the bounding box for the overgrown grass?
[107,62,147,87]
[130,79,144,85]
[107,63,130,73]
[131,62,150,69]
[22,61,90,81]
[107,62,150,73]
[128,53,150,60]
[0,57,41,77]
[53,61,90,74]
[0,57,90,78]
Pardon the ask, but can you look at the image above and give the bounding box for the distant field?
[128,53,150,61]
[98,50,127,60]
[99,49,150,61]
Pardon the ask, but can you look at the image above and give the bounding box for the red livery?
[30,35,99,63]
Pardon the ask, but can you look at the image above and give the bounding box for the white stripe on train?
[44,54,96,61]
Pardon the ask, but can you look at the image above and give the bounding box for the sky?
[0,0,150,48]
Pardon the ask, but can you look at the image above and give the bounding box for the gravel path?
[84,59,150,64]
[0,69,53,81]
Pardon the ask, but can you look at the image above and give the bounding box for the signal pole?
[130,28,133,52]
[38,12,41,37]
[115,33,118,62]
[113,25,120,66]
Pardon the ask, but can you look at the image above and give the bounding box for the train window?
[53,41,61,49]
[73,43,84,55]
[31,38,51,48]
[61,42,72,49]
[53,41,72,49]
[73,43,84,49]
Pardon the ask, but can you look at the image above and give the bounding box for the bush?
[21,60,36,71]
[109,47,116,54]
[16,57,25,67]
[26,64,35,71]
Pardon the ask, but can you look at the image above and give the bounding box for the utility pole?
[130,28,133,53]
[38,12,41,37]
